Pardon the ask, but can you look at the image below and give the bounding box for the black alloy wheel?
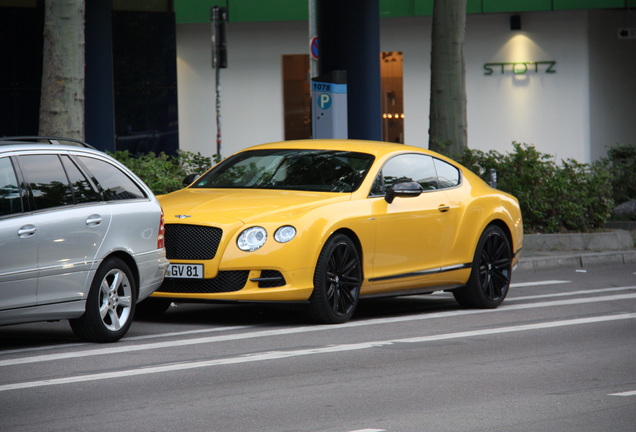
[453,224,512,308]
[307,234,362,324]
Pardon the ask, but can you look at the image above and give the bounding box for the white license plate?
[166,264,203,279]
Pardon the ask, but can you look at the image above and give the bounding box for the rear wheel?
[70,257,136,342]
[306,234,362,324]
[453,225,512,308]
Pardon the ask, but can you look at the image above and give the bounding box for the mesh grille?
[158,271,249,294]
[257,270,286,288]
[165,224,222,260]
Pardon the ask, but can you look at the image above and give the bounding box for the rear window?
[77,156,147,201]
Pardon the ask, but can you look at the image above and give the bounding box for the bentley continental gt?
[143,140,523,323]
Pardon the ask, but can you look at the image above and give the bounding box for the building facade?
[1,1,634,164]
[176,1,636,163]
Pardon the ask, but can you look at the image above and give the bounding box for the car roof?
[243,139,433,158]
[0,136,110,158]
[0,136,94,148]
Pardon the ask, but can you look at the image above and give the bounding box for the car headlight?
[237,226,267,251]
[274,225,296,243]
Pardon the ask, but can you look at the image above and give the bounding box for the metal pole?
[309,0,318,79]
[211,6,227,159]
[215,65,221,158]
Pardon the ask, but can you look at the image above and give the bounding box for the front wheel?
[306,234,362,324]
[70,257,137,342]
[453,225,512,309]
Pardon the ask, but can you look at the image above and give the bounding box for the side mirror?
[385,181,423,203]
[183,173,200,187]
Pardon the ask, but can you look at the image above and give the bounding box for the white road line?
[609,390,636,397]
[509,286,636,302]
[348,429,386,432]
[1,313,634,392]
[1,292,636,368]
[125,324,253,341]
[510,280,571,288]
[2,284,632,357]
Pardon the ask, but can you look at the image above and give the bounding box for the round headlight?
[274,225,296,243]
[237,226,267,251]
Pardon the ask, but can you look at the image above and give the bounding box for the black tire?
[306,234,362,324]
[453,225,512,309]
[135,297,172,319]
[70,257,136,342]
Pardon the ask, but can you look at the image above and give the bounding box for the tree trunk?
[39,0,85,140]
[429,0,467,156]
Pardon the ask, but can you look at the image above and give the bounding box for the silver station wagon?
[0,137,169,342]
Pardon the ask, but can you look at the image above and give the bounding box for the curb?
[517,250,636,272]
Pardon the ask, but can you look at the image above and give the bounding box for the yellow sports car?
[144,140,523,323]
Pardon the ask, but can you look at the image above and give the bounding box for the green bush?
[110,150,215,195]
[456,142,614,233]
[599,143,636,205]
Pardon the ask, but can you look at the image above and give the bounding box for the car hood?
[159,188,351,225]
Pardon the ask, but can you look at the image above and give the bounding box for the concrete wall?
[176,10,634,162]
[588,10,636,161]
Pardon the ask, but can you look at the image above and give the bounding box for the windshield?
[191,149,375,192]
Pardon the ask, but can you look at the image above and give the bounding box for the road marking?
[1,292,636,368]
[348,429,385,432]
[510,286,636,302]
[0,313,634,392]
[511,280,571,287]
[2,284,632,357]
[609,390,636,397]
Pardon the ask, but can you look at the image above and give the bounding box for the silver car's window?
[60,156,101,203]
[77,156,147,201]
[372,154,438,195]
[20,154,74,210]
[0,157,22,216]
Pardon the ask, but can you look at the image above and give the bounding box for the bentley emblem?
[175,215,192,219]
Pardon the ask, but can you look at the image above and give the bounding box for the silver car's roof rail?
[0,136,95,149]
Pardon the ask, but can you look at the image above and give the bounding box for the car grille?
[165,224,222,260]
[158,271,249,294]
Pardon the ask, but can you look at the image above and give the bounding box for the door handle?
[438,204,450,213]
[18,225,37,237]
[86,214,102,226]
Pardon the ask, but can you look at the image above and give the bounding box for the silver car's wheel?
[306,234,361,324]
[70,257,136,342]
[453,225,512,308]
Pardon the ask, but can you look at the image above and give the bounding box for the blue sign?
[318,93,332,110]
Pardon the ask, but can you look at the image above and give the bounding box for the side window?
[434,158,460,189]
[0,157,22,216]
[372,154,438,195]
[77,156,147,201]
[19,154,74,210]
[60,156,101,203]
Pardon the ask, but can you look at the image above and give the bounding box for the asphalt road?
[1,264,635,432]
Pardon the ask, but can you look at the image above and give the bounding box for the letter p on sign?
[318,93,332,110]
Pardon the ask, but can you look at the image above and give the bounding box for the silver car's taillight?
[158,211,165,249]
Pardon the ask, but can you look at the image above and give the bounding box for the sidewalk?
[516,228,636,272]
